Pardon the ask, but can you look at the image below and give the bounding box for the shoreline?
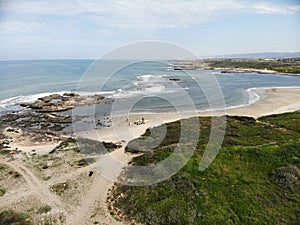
[12,86,298,148]
[92,86,300,144]
[215,67,300,76]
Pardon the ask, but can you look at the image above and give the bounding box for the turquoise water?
[0,59,300,115]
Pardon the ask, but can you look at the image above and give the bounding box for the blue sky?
[0,0,300,59]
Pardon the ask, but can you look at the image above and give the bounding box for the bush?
[0,210,31,225]
[38,205,52,214]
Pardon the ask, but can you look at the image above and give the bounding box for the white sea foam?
[245,88,261,105]
[137,74,167,81]
[0,91,66,113]
[110,85,166,99]
[110,74,174,99]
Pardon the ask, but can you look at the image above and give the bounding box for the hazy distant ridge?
[212,52,300,59]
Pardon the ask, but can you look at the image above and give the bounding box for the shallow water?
[0,60,300,115]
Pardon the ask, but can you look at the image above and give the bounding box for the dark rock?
[63,92,79,97]
[169,78,180,82]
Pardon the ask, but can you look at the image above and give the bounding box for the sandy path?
[67,172,124,225]
[9,143,60,155]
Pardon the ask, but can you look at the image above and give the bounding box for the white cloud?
[0,21,46,33]
[0,0,299,30]
[252,2,300,14]
[78,0,245,28]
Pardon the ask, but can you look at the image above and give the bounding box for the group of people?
[127,117,145,126]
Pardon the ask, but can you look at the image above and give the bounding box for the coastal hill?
[171,57,300,75]
[110,111,300,225]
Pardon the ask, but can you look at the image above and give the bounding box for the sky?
[0,0,300,60]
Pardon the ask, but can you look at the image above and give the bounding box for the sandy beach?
[94,87,300,144]
[1,87,299,225]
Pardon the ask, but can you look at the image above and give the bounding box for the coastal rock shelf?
[0,112,70,146]
[0,93,106,146]
[20,93,105,112]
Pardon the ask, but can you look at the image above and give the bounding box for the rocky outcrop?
[0,112,72,145]
[1,93,106,146]
[20,93,105,112]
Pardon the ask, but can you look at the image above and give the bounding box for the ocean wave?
[137,74,167,81]
[110,74,176,99]
[110,84,167,99]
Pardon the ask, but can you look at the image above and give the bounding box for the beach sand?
[94,87,300,144]
[226,87,300,118]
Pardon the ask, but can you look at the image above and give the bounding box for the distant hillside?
[211,52,300,59]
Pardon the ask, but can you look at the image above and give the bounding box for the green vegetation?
[38,205,52,214]
[112,111,300,225]
[0,187,5,197]
[0,210,32,225]
[0,149,11,155]
[205,58,300,74]
[50,137,121,155]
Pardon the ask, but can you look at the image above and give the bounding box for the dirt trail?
[0,159,71,224]
[65,146,130,225]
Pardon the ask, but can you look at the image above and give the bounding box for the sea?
[0,59,300,116]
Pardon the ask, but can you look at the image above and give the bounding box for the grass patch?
[50,137,121,155]
[38,205,52,214]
